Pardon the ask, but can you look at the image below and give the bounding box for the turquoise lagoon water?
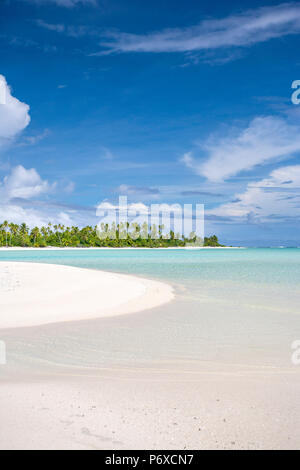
[1,247,300,283]
[1,248,300,371]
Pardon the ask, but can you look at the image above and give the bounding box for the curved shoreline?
[0,262,174,329]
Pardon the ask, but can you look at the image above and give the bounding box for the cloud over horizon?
[0,165,65,227]
[208,164,300,222]
[0,75,81,228]
[0,170,84,228]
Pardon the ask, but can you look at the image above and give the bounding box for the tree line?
[0,221,222,248]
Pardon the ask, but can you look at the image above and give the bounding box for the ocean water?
[1,248,300,371]
[1,246,300,281]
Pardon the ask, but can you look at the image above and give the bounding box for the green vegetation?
[0,221,223,248]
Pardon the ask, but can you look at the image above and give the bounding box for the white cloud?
[0,203,80,228]
[0,165,55,201]
[0,166,81,227]
[0,204,49,227]
[254,165,300,189]
[209,165,300,222]
[0,78,79,228]
[57,211,73,226]
[99,3,300,55]
[0,75,30,151]
[26,0,96,8]
[182,116,300,182]
[0,166,58,226]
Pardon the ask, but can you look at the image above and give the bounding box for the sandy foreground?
[0,262,174,329]
[0,262,300,450]
[1,365,300,450]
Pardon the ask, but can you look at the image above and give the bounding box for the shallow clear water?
[1,248,300,371]
[1,247,300,285]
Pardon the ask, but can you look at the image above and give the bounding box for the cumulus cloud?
[208,165,300,222]
[0,75,30,151]
[0,202,79,228]
[0,166,81,228]
[182,116,300,182]
[98,3,300,55]
[0,165,55,201]
[0,204,50,227]
[0,77,79,228]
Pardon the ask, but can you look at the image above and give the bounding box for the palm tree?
[8,223,16,246]
[31,227,40,246]
[0,219,220,248]
[2,220,8,247]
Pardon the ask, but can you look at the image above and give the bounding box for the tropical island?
[0,221,222,248]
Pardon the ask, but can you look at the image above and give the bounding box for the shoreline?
[0,246,243,251]
[0,262,174,329]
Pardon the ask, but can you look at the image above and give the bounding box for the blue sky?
[1,0,300,245]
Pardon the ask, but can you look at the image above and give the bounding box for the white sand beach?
[0,262,174,329]
[1,363,300,450]
[1,260,300,450]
